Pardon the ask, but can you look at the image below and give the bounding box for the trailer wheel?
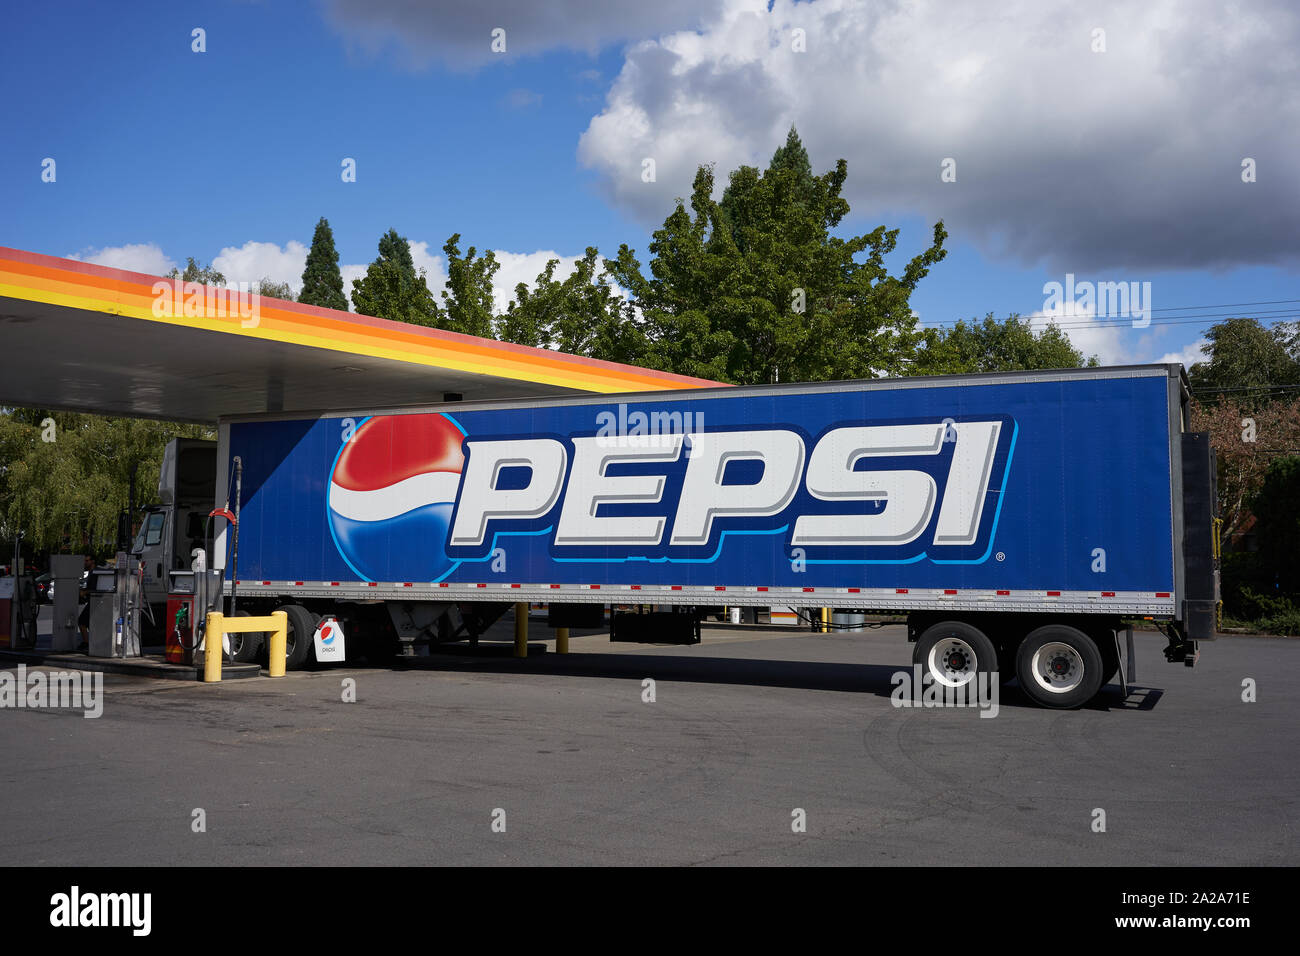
[279,604,317,670]
[913,621,999,689]
[1016,625,1105,708]
[229,610,265,662]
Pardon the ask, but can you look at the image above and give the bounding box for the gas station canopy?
[0,247,718,423]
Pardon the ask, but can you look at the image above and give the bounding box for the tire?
[913,621,1000,690]
[230,609,264,663]
[280,604,318,670]
[1016,625,1105,709]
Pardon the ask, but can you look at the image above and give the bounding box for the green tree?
[350,229,440,327]
[1252,455,1300,596]
[0,410,211,556]
[167,258,225,286]
[439,234,499,339]
[298,217,348,311]
[498,248,644,362]
[607,127,948,384]
[1189,318,1300,406]
[549,249,645,363]
[499,257,562,349]
[254,278,294,301]
[917,314,1096,374]
[377,228,416,274]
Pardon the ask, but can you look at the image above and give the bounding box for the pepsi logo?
[328,413,465,581]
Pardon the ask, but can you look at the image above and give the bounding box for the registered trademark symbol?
[995,552,1005,562]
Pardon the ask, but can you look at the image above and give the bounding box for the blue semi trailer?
[198,363,1216,708]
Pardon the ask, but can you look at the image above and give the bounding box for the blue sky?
[3,0,1297,369]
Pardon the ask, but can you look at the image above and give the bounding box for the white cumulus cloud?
[67,242,177,277]
[1154,338,1210,370]
[578,0,1300,273]
[213,240,310,293]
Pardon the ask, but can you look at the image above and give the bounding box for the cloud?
[65,238,612,320]
[67,243,176,277]
[578,0,1300,273]
[320,0,723,68]
[213,240,310,292]
[490,249,580,313]
[1020,303,1128,367]
[1154,337,1210,369]
[345,241,577,316]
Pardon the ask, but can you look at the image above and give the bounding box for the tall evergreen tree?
[298,217,348,311]
[351,228,440,327]
[377,228,416,274]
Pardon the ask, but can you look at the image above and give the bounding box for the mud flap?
[1116,627,1136,695]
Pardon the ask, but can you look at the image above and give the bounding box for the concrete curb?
[0,649,261,681]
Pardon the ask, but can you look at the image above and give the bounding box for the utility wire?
[920,300,1300,331]
[1190,383,1300,394]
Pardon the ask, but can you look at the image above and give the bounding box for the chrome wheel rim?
[1031,641,1085,694]
[927,637,978,687]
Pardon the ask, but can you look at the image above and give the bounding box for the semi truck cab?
[130,438,217,611]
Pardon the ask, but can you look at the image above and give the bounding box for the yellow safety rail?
[203,610,288,682]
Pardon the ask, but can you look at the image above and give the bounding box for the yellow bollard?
[514,603,528,658]
[203,611,224,682]
[555,626,569,655]
[821,606,830,633]
[267,610,288,678]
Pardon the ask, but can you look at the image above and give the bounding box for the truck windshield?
[132,512,165,552]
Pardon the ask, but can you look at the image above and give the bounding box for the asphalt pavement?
[1,622,1294,866]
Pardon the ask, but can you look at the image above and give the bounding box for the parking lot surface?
[1,624,1294,866]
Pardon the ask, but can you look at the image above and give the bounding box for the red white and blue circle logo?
[327,413,465,582]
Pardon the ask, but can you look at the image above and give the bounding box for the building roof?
[0,246,720,423]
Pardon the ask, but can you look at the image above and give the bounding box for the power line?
[922,312,1300,332]
[920,301,1300,331]
[1190,383,1300,394]
[1135,299,1300,313]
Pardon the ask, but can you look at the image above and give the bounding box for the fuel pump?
[86,552,145,658]
[166,548,223,665]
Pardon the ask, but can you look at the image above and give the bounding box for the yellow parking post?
[555,626,569,655]
[821,607,830,633]
[204,609,289,680]
[267,610,288,678]
[514,602,528,658]
[203,611,224,682]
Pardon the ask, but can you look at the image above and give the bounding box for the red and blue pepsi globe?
[327,413,465,582]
